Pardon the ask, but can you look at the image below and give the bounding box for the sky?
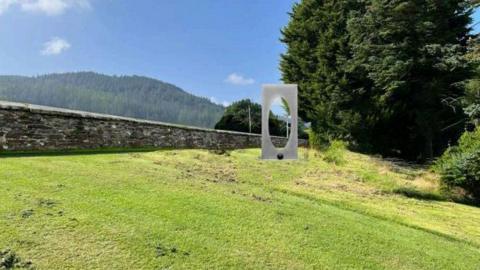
[0,0,299,107]
[0,0,479,107]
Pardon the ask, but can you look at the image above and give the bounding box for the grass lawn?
[1,148,480,269]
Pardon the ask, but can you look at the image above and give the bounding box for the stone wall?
[0,101,307,152]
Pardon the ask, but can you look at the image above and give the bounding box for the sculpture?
[261,84,298,160]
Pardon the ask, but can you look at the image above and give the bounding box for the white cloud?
[0,0,90,15]
[222,101,231,107]
[224,73,255,85]
[41,37,70,55]
[210,97,231,107]
[210,96,218,103]
[0,0,15,14]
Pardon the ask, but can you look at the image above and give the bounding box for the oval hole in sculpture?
[268,97,291,149]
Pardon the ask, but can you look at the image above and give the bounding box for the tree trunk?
[425,136,433,161]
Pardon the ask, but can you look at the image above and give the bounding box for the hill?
[1,148,479,269]
[0,72,224,128]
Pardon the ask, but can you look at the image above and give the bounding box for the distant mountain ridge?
[0,72,224,128]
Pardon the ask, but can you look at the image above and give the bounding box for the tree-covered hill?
[0,72,224,128]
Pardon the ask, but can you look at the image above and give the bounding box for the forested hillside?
[0,72,224,128]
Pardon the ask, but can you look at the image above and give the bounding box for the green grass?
[1,148,480,269]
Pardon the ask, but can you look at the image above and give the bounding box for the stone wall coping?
[0,100,291,139]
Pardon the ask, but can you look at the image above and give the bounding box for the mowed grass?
[1,148,480,269]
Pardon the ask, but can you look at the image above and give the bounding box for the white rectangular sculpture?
[261,84,298,160]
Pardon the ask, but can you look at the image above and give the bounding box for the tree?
[214,99,285,136]
[348,0,472,160]
[464,35,480,127]
[280,0,367,146]
[281,0,473,160]
[280,98,309,139]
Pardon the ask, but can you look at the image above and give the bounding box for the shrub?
[435,128,480,201]
[306,128,321,150]
[323,140,347,165]
[306,129,347,164]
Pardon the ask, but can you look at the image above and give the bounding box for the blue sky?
[0,0,478,107]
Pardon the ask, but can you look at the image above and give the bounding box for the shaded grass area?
[391,187,445,201]
[0,148,480,269]
[0,147,162,158]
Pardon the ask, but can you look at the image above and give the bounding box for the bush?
[306,129,321,150]
[323,140,347,165]
[435,128,480,201]
[306,130,347,165]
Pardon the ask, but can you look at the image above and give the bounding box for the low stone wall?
[0,101,307,152]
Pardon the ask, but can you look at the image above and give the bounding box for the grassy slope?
[0,149,480,269]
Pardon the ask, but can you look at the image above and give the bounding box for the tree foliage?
[214,99,285,136]
[214,99,309,140]
[435,127,480,202]
[281,0,474,160]
[464,35,480,126]
[0,72,224,128]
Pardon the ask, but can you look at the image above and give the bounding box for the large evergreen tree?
[281,0,473,160]
[464,34,480,126]
[281,0,364,144]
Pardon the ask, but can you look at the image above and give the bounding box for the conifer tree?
[281,0,474,160]
[281,0,364,144]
